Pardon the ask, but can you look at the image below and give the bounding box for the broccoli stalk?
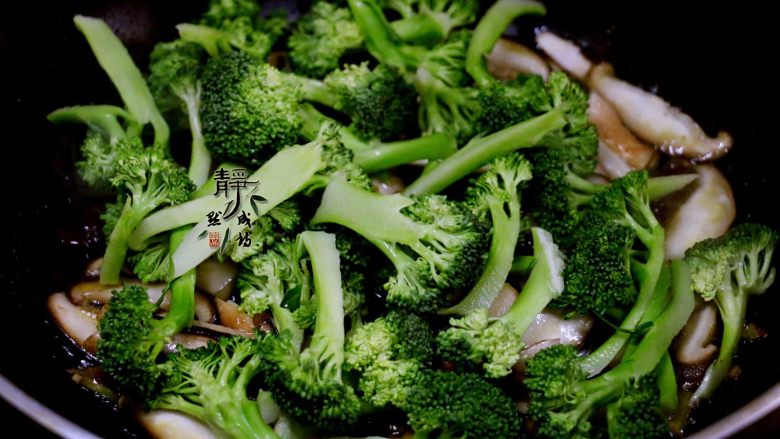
[466,0,547,87]
[74,16,169,147]
[311,178,487,311]
[154,336,279,439]
[442,153,532,315]
[299,103,456,171]
[260,231,362,431]
[47,105,137,143]
[437,227,565,377]
[525,259,695,438]
[99,142,194,284]
[685,223,778,407]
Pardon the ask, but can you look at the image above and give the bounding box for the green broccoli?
[524,259,695,438]
[465,0,546,87]
[404,370,523,439]
[345,310,435,408]
[178,0,287,60]
[153,335,279,439]
[437,227,565,377]
[127,236,171,283]
[403,71,597,196]
[442,153,532,315]
[237,237,309,351]
[199,52,303,165]
[299,103,457,172]
[382,0,480,47]
[99,139,194,284]
[259,231,362,432]
[147,40,212,186]
[288,2,364,78]
[685,223,778,407]
[311,178,488,312]
[572,171,667,377]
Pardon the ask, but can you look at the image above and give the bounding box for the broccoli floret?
[383,0,480,46]
[404,370,523,439]
[321,63,417,141]
[200,52,303,165]
[99,139,195,284]
[178,0,287,60]
[403,71,597,196]
[237,237,308,350]
[685,223,778,407]
[153,335,278,439]
[97,282,194,400]
[128,236,171,283]
[147,40,212,186]
[289,2,363,78]
[475,74,550,135]
[312,178,488,312]
[101,197,126,238]
[442,153,532,315]
[523,148,605,250]
[48,106,139,192]
[437,227,565,378]
[259,231,362,432]
[525,260,695,438]
[345,310,434,407]
[129,123,369,277]
[574,171,667,377]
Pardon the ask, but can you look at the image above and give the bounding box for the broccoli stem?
[347,0,424,71]
[442,184,522,315]
[690,291,748,405]
[466,0,547,88]
[646,174,698,199]
[497,228,563,334]
[100,202,150,284]
[353,133,457,172]
[391,14,446,46]
[300,231,346,374]
[312,178,421,247]
[297,76,340,109]
[74,16,169,147]
[47,105,134,142]
[404,109,566,195]
[153,227,196,341]
[579,229,665,377]
[180,87,212,188]
[657,352,679,414]
[176,23,227,57]
[510,255,535,275]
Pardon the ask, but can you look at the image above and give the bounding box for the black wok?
[0,1,777,437]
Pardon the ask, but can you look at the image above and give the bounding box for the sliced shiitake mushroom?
[195,258,237,300]
[48,292,98,349]
[137,410,219,439]
[487,38,549,80]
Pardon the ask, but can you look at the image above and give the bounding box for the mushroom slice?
[487,38,549,80]
[535,31,592,80]
[216,299,255,333]
[588,92,657,173]
[196,258,237,300]
[675,303,718,366]
[138,410,219,439]
[589,64,732,162]
[521,308,593,349]
[48,292,98,348]
[488,283,520,318]
[69,280,166,306]
[664,165,736,259]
